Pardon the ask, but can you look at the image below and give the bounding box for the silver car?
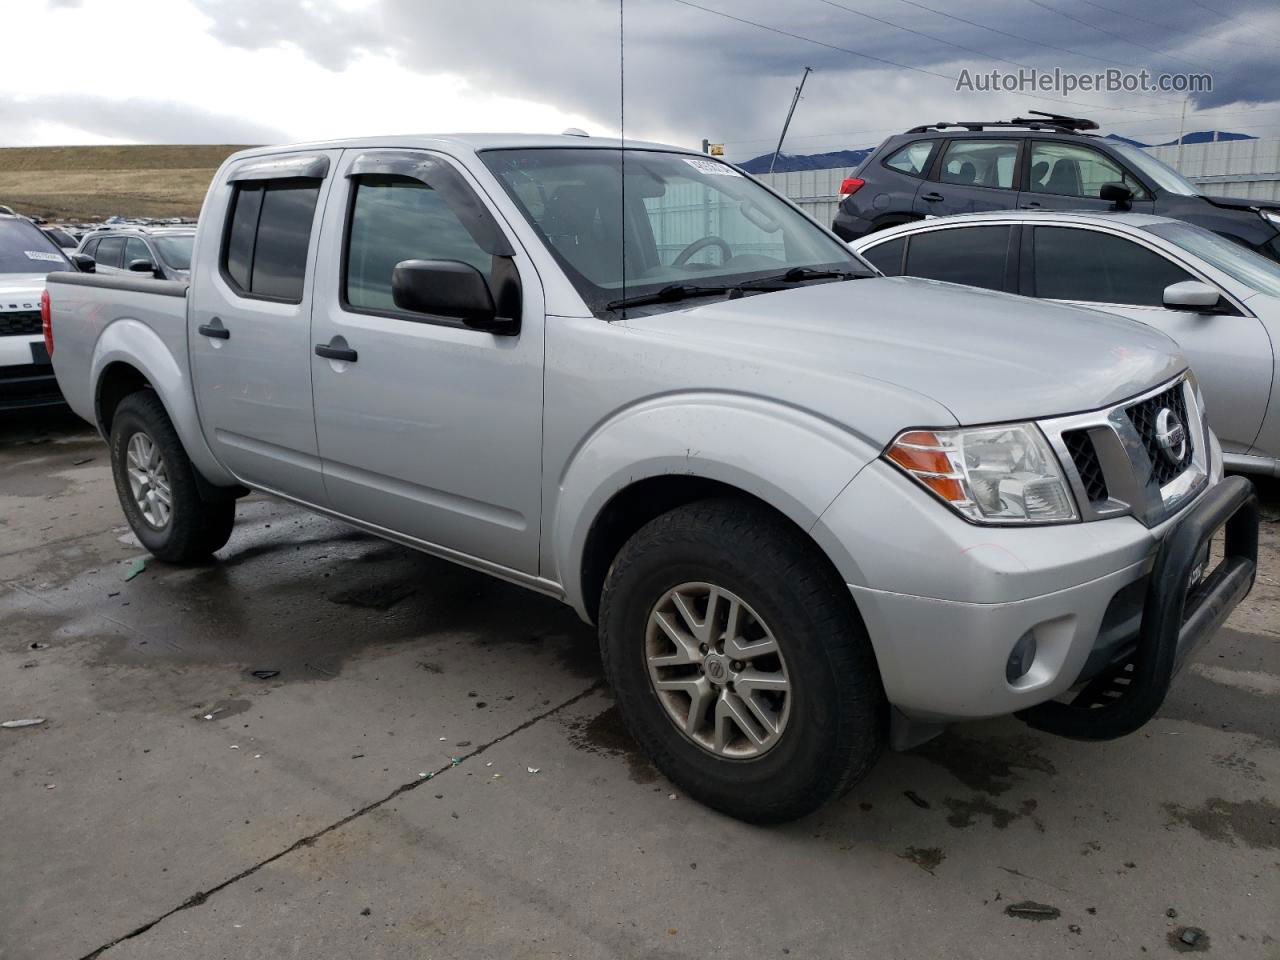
[852,210,1280,476]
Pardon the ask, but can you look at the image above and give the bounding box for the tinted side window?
[224,185,263,290]
[938,140,1018,189]
[1032,227,1193,306]
[883,142,935,178]
[904,226,1011,291]
[345,175,491,314]
[82,238,99,258]
[96,236,124,269]
[124,238,151,267]
[221,179,320,301]
[1028,142,1150,200]
[861,236,905,276]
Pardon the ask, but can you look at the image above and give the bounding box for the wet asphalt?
[1,407,1277,960]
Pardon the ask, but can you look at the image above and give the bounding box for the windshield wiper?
[605,283,767,311]
[604,268,863,312]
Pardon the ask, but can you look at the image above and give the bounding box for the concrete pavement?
[2,408,1277,959]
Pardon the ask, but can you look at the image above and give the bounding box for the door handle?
[1019,202,1042,209]
[920,192,944,202]
[198,318,230,339]
[315,339,358,363]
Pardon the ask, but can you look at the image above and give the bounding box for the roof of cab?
[222,132,705,166]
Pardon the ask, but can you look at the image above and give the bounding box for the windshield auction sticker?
[682,157,741,177]
[24,251,64,263]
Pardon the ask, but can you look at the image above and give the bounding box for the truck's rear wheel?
[109,391,235,563]
[599,499,886,823]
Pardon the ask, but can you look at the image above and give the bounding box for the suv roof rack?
[906,111,1099,135]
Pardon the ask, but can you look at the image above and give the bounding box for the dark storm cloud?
[191,0,1280,150]
[0,95,286,144]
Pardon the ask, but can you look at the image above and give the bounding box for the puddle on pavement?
[563,704,658,784]
[1164,796,1280,850]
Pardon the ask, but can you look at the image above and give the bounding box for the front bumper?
[0,334,62,410]
[820,456,1257,730]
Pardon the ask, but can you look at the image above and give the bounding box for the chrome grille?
[0,311,41,337]
[1063,430,1109,503]
[1041,375,1208,528]
[1126,383,1191,487]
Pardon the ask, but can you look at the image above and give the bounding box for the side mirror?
[391,259,519,334]
[1164,280,1224,312]
[70,252,95,273]
[1100,182,1133,210]
[128,258,158,275]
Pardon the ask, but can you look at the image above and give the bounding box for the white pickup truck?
[47,134,1258,823]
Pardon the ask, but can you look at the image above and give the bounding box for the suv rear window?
[222,179,321,302]
[883,142,935,178]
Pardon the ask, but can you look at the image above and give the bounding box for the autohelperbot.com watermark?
[956,67,1212,96]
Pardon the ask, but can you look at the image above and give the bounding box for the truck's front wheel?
[599,499,886,823]
[110,391,235,563]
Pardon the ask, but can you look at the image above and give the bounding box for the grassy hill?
[0,145,252,221]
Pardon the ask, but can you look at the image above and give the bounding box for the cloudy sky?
[4,0,1280,160]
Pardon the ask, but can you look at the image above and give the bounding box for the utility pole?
[769,66,812,175]
[1175,96,1188,172]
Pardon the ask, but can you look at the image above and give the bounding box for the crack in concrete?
[77,680,606,959]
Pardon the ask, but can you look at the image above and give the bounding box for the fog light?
[1006,630,1037,683]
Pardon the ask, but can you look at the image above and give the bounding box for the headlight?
[1260,209,1280,228]
[885,423,1078,524]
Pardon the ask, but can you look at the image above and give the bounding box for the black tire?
[599,498,886,823]
[109,391,235,563]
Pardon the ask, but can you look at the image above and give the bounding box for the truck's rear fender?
[554,392,885,621]
[92,318,236,488]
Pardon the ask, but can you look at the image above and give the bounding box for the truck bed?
[46,271,189,431]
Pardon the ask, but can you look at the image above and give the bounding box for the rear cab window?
[221,178,322,302]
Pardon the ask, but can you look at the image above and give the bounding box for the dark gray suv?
[832,113,1280,262]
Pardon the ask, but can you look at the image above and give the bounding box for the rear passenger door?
[867,224,1017,292]
[188,151,341,505]
[308,149,545,574]
[1023,224,1269,454]
[914,139,1021,219]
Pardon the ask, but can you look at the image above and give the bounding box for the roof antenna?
[562,127,590,137]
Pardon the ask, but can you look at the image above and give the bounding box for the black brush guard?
[1020,475,1258,741]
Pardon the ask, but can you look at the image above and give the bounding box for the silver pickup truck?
[46,134,1259,823]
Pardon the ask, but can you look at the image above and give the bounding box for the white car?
[0,213,78,409]
[852,210,1280,476]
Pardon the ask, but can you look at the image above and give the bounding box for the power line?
[1070,0,1280,50]
[670,0,1174,117]
[1019,0,1214,72]
[815,0,1184,107]
[670,0,954,79]
[888,0,1175,73]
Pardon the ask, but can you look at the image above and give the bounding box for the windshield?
[1145,221,1280,296]
[152,234,194,270]
[1110,143,1200,197]
[0,218,72,274]
[481,148,870,313]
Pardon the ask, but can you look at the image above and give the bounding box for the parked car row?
[832,112,1280,262]
[44,131,1259,824]
[0,213,75,410]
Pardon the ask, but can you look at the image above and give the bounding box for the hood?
[624,277,1186,427]
[0,272,49,307]
[1203,193,1280,212]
